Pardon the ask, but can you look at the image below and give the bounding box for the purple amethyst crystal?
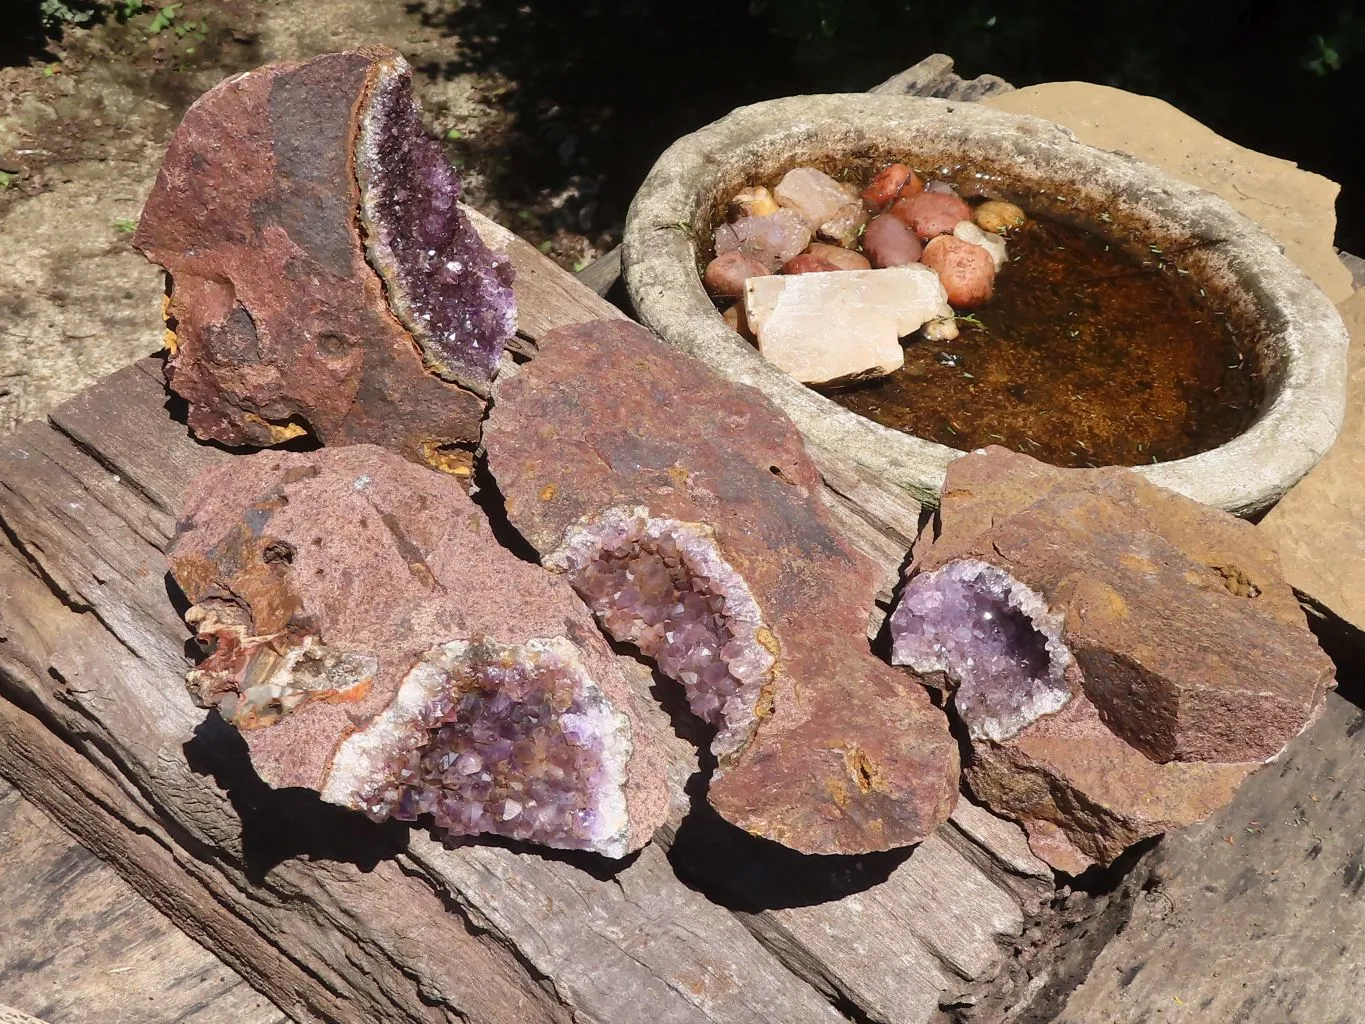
[331,638,636,855]
[167,444,668,859]
[548,508,772,758]
[357,56,516,393]
[890,560,1074,741]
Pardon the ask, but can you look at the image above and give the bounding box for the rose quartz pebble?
[773,166,856,230]
[805,242,871,271]
[703,251,771,298]
[818,201,869,248]
[861,163,923,207]
[713,209,812,272]
[782,253,841,275]
[922,234,996,308]
[862,214,923,268]
[890,191,974,241]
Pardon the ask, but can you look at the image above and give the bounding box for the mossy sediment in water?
[831,216,1263,468]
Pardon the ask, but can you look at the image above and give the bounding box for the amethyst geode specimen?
[484,319,959,856]
[168,445,666,857]
[134,48,516,471]
[889,447,1334,872]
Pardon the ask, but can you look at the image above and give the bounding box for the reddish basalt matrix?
[484,318,959,856]
[889,447,1334,872]
[168,445,667,858]
[135,47,516,471]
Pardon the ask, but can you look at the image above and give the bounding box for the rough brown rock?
[134,48,514,472]
[890,447,1333,871]
[484,319,959,856]
[167,445,667,858]
[1259,288,1365,634]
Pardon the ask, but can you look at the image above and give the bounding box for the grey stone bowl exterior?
[621,94,1349,515]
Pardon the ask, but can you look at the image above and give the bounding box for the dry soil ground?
[0,0,600,434]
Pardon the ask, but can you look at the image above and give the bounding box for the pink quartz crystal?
[169,445,667,858]
[484,319,959,856]
[713,209,812,272]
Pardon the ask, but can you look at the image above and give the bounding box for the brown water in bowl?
[829,217,1263,468]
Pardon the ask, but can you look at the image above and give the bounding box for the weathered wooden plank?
[1054,690,1365,1023]
[469,208,630,341]
[0,780,288,1024]
[0,529,562,1024]
[1,219,1049,1024]
[575,245,623,298]
[869,53,1015,101]
[0,417,848,1024]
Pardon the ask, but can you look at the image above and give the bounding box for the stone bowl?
[621,94,1350,515]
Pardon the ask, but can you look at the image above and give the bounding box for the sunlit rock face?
[357,58,515,393]
[168,445,666,858]
[890,559,1073,742]
[134,47,514,469]
[891,446,1334,873]
[485,318,959,856]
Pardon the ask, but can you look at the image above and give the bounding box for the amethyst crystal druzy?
[356,55,515,389]
[888,447,1334,873]
[168,445,667,857]
[134,48,516,470]
[484,318,959,856]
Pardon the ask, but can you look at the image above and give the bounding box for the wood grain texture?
[0,781,287,1024]
[868,53,1015,101]
[1,1007,54,1024]
[1056,691,1365,1024]
[0,224,1049,1024]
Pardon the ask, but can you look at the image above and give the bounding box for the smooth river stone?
[167,445,667,859]
[889,447,1334,872]
[745,265,953,387]
[484,319,959,856]
[134,47,515,470]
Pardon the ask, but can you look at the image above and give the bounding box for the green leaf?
[537,240,554,254]
[113,217,139,234]
[446,128,463,140]
[0,171,14,190]
[148,3,181,34]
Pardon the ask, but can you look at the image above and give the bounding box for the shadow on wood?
[183,712,410,883]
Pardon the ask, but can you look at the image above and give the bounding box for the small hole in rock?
[263,541,295,565]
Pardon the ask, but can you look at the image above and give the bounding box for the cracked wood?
[0,212,1051,1024]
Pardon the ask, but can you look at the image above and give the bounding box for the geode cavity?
[889,447,1334,872]
[168,445,666,857]
[484,319,959,856]
[134,47,516,471]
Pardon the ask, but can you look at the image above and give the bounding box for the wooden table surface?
[0,209,1059,1024]
[3,55,1363,1024]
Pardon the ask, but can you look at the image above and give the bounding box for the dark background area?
[11,0,1365,252]
[421,0,1365,252]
